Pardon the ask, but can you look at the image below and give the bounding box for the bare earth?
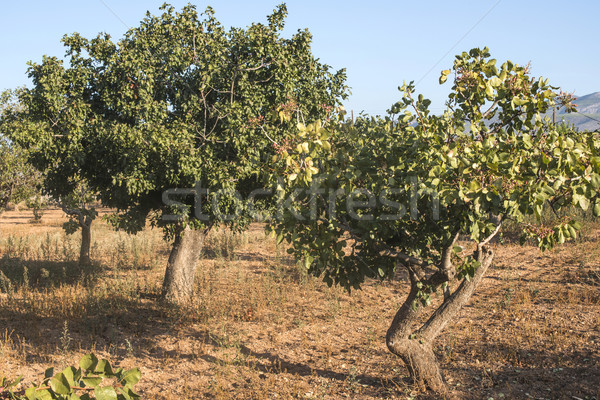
[0,209,599,399]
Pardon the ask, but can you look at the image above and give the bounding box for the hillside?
[557,91,600,131]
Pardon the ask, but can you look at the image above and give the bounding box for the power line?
[416,0,503,86]
[572,111,600,125]
[98,0,129,29]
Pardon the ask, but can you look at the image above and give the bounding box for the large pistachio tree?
[3,4,347,302]
[270,48,599,392]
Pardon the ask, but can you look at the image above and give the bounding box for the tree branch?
[259,125,278,145]
[418,245,495,342]
[479,221,502,246]
[482,100,499,119]
[56,199,90,228]
[239,61,271,72]
[379,248,427,269]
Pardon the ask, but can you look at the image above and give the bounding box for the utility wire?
[572,111,600,125]
[416,0,503,86]
[99,0,129,29]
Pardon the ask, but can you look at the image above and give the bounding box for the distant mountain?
[556,91,600,131]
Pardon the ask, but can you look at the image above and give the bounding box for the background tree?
[0,135,40,215]
[25,193,48,223]
[58,179,98,266]
[3,4,347,302]
[270,48,599,392]
[0,91,41,216]
[1,75,98,265]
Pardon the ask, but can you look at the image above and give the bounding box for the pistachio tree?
[1,76,98,265]
[3,4,347,302]
[270,48,599,392]
[0,91,41,216]
[0,135,40,215]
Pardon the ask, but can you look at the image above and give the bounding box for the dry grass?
[1,208,599,399]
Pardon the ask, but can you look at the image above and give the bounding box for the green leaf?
[590,173,600,189]
[95,359,114,376]
[557,228,565,244]
[594,202,600,217]
[578,196,590,210]
[25,387,37,400]
[34,389,54,400]
[567,225,577,240]
[80,354,98,372]
[117,387,133,400]
[512,97,527,106]
[44,368,54,380]
[50,373,72,395]
[485,84,493,97]
[489,76,502,87]
[81,377,102,388]
[95,386,118,400]
[304,255,314,269]
[470,221,480,241]
[276,232,284,245]
[570,220,583,230]
[120,368,141,387]
[62,366,78,387]
[119,387,141,400]
[468,180,480,191]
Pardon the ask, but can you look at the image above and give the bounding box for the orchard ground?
[0,208,599,399]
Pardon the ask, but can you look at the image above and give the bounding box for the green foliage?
[0,90,42,212]
[270,47,599,302]
[58,180,98,235]
[0,354,140,400]
[1,3,347,237]
[0,135,40,213]
[1,84,95,240]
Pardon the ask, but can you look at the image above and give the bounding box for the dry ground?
[0,208,599,399]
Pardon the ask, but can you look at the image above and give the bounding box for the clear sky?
[1,0,598,115]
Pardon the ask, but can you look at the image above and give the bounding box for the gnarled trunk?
[386,245,495,393]
[161,226,207,304]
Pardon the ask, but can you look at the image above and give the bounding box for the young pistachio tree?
[0,90,42,215]
[4,4,347,302]
[1,73,98,265]
[0,135,41,215]
[270,48,599,392]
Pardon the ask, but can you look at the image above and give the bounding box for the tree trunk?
[79,219,92,266]
[386,245,495,393]
[161,226,207,304]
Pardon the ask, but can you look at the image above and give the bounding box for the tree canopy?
[1,3,347,301]
[269,47,599,391]
[4,3,346,233]
[0,91,41,214]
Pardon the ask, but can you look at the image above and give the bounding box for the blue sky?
[1,1,598,115]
